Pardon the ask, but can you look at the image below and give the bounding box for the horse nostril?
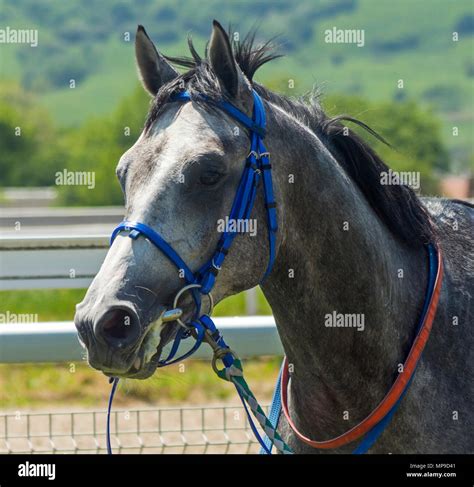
[94,307,140,348]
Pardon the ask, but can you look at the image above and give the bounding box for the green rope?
[215,356,293,454]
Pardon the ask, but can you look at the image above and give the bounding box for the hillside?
[1,0,473,167]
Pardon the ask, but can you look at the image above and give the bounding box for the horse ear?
[135,25,178,96]
[208,20,239,97]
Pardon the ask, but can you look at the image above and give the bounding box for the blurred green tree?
[323,94,448,193]
[0,82,65,186]
[56,86,150,205]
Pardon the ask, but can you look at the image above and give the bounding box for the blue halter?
[107,89,278,454]
[110,89,277,364]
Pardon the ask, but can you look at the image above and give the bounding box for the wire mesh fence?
[0,404,269,454]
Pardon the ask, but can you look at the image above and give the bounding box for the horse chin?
[114,362,157,380]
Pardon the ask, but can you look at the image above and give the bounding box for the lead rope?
[212,349,293,454]
[105,314,293,454]
[106,377,119,455]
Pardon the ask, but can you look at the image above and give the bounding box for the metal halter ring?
[211,347,239,376]
[170,283,214,330]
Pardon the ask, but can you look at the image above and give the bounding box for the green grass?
[0,288,86,322]
[0,357,282,409]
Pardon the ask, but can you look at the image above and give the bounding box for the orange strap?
[281,248,444,450]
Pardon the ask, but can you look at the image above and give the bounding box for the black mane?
[146,29,434,247]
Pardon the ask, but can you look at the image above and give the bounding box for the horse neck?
[261,104,428,437]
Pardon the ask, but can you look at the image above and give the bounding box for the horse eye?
[199,170,222,186]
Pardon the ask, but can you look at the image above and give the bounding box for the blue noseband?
[110,89,276,302]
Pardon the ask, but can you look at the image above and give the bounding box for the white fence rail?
[0,235,109,290]
[0,206,123,228]
[0,316,281,363]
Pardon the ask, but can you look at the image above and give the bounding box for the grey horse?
[75,21,473,454]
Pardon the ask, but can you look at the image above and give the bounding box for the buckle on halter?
[247,150,271,162]
[211,258,221,272]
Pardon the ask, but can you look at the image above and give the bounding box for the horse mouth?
[79,296,198,379]
[84,313,179,380]
[114,318,179,379]
[121,298,200,378]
